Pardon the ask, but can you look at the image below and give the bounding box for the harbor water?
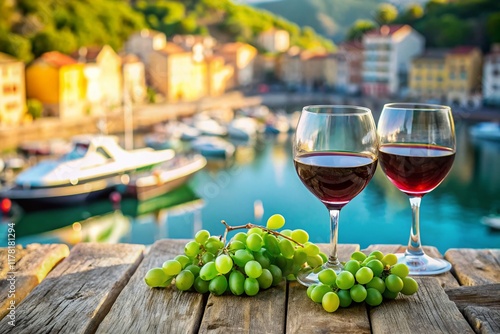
[2,120,499,254]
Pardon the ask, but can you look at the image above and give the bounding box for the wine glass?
[293,105,378,286]
[377,103,456,275]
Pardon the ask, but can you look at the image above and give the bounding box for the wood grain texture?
[365,245,460,288]
[286,244,371,334]
[0,243,69,320]
[370,277,474,334]
[0,243,144,334]
[97,239,205,334]
[445,249,500,286]
[446,284,500,312]
[463,306,500,334]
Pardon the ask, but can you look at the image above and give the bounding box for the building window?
[460,72,467,80]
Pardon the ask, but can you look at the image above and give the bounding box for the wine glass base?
[396,253,451,275]
[296,263,343,287]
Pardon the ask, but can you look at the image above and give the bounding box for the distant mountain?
[252,0,428,42]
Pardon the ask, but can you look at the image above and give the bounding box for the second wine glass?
[293,105,378,286]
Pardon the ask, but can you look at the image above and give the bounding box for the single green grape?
[279,239,295,259]
[256,268,273,289]
[306,284,317,298]
[174,255,191,269]
[144,268,170,288]
[254,250,271,269]
[199,262,218,281]
[246,233,263,252]
[268,264,283,286]
[266,214,286,230]
[232,232,247,244]
[175,270,195,291]
[366,259,384,277]
[350,251,367,262]
[201,252,215,264]
[318,252,328,264]
[385,274,404,293]
[400,277,419,295]
[368,250,384,261]
[306,255,323,269]
[350,284,367,303]
[184,264,201,277]
[383,289,399,299]
[279,229,292,238]
[244,277,260,296]
[245,260,263,279]
[194,276,210,293]
[318,268,337,286]
[322,292,340,313]
[229,240,246,251]
[365,288,383,306]
[229,270,245,295]
[391,263,410,279]
[292,249,308,266]
[381,253,398,266]
[232,249,254,267]
[162,260,182,276]
[215,254,233,274]
[264,234,281,256]
[291,229,309,244]
[194,229,210,245]
[355,267,374,285]
[337,289,352,308]
[336,271,355,290]
[209,275,228,296]
[310,284,332,303]
[184,241,201,257]
[366,276,386,294]
[344,260,361,276]
[303,243,320,257]
[361,255,377,266]
[247,227,263,236]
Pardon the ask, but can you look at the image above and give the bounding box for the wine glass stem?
[327,209,341,269]
[407,196,424,256]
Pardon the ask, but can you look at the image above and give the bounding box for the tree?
[31,28,77,58]
[435,14,471,47]
[375,3,398,25]
[403,4,424,21]
[26,99,43,119]
[346,20,376,41]
[0,31,33,63]
[487,12,500,44]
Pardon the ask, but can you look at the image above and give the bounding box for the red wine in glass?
[294,152,378,210]
[379,144,455,197]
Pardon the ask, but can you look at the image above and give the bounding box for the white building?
[362,25,424,97]
[257,29,290,53]
[483,44,500,106]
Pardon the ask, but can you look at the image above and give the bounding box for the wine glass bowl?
[293,105,378,286]
[377,103,456,275]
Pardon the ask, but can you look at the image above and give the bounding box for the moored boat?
[469,122,500,142]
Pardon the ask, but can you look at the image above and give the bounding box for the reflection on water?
[2,120,499,252]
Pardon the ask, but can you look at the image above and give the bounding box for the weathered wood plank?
[365,244,459,288]
[445,249,500,286]
[97,239,205,334]
[0,243,69,320]
[286,244,371,334]
[463,306,500,334]
[371,277,473,334]
[0,243,144,334]
[446,284,500,312]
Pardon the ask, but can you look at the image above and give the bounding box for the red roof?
[39,51,78,67]
[365,25,407,37]
[448,46,478,55]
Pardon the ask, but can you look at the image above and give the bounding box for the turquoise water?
[4,121,500,253]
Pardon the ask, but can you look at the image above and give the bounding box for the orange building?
[0,53,26,126]
[26,52,86,119]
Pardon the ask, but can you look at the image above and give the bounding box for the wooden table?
[0,241,499,334]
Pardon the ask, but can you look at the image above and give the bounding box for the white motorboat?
[227,117,261,141]
[0,135,175,209]
[469,122,500,142]
[482,215,500,230]
[191,136,235,159]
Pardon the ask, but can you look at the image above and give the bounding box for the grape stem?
[221,220,305,248]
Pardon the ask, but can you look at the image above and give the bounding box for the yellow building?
[0,53,26,126]
[216,42,257,90]
[302,52,337,91]
[445,46,482,105]
[205,55,233,97]
[149,43,207,102]
[26,51,86,119]
[409,49,448,100]
[257,29,290,53]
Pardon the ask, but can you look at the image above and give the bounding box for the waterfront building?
[0,53,25,126]
[482,44,500,106]
[362,25,424,97]
[149,43,207,102]
[171,34,217,60]
[408,49,448,101]
[121,54,147,104]
[333,52,349,93]
[338,41,363,95]
[72,45,123,111]
[205,55,233,97]
[26,52,86,119]
[445,46,482,106]
[215,42,257,90]
[279,49,303,90]
[257,29,290,53]
[302,52,337,91]
[125,29,167,67]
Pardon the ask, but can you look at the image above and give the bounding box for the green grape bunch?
[306,250,419,313]
[144,214,329,296]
